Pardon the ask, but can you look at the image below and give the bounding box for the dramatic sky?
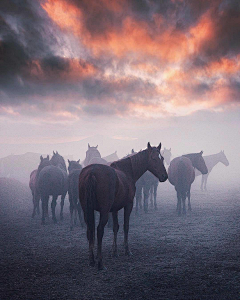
[0,0,239,167]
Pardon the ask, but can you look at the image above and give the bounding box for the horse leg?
[176,190,181,216]
[41,195,48,225]
[143,184,150,213]
[187,188,192,211]
[69,193,74,230]
[182,191,186,215]
[51,195,58,224]
[97,212,109,270]
[36,192,40,215]
[124,202,133,256]
[201,175,204,191]
[154,184,158,210]
[204,174,209,191]
[77,202,85,228]
[60,193,66,221]
[31,191,36,218]
[112,211,119,257]
[107,212,113,228]
[83,211,95,267]
[150,185,153,208]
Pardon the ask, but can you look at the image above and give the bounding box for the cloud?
[0,0,239,122]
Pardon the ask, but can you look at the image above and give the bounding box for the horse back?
[38,165,68,196]
[168,157,195,189]
[79,164,134,213]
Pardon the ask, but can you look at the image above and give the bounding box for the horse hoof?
[89,261,95,267]
[111,251,119,258]
[98,262,107,271]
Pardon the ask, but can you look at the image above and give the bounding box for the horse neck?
[130,150,149,182]
[204,153,222,169]
[111,150,148,183]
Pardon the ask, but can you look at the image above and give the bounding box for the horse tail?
[85,173,96,241]
[177,160,188,198]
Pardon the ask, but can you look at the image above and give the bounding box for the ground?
[0,178,240,300]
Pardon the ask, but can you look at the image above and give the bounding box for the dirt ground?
[1,178,240,300]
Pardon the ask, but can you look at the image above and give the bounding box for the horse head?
[219,150,229,166]
[85,144,101,166]
[147,142,168,182]
[38,155,50,173]
[68,159,82,173]
[185,151,208,174]
[162,147,172,165]
[51,151,67,172]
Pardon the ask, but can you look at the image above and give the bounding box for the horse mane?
[111,149,148,181]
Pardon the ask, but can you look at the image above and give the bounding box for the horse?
[79,142,168,270]
[135,147,172,214]
[29,169,40,218]
[83,144,107,167]
[195,151,229,190]
[37,152,68,224]
[102,151,119,163]
[168,151,208,216]
[68,159,84,230]
[161,147,172,166]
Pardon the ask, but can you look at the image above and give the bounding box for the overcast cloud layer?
[0,0,239,122]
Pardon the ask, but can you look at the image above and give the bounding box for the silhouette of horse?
[161,147,172,166]
[83,144,107,167]
[168,151,208,216]
[68,159,84,230]
[195,151,229,190]
[29,169,40,218]
[79,142,168,270]
[102,151,119,163]
[37,152,68,224]
[135,147,172,214]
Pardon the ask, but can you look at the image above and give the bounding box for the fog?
[0,107,239,190]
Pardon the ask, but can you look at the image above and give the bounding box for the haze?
[0,0,239,188]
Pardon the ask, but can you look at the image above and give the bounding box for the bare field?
[1,179,240,299]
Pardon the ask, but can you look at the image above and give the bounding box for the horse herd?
[29,142,229,270]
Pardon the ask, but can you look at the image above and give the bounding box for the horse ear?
[53,151,55,155]
[200,151,203,155]
[157,143,162,151]
[147,142,152,151]
[56,151,58,154]
[68,159,70,164]
[96,145,98,148]
[47,155,49,160]
[131,149,134,154]
[77,159,80,163]
[40,155,43,161]
[88,143,90,149]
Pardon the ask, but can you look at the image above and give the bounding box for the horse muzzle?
[159,173,168,182]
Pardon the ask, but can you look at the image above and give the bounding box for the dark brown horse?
[37,152,68,224]
[168,151,208,215]
[79,142,168,270]
[68,159,84,230]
